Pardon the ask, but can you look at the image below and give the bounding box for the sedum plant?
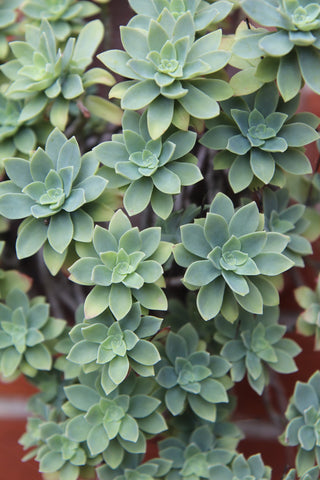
[1,18,113,130]
[214,306,301,394]
[69,209,172,320]
[94,110,202,219]
[174,192,293,322]
[0,128,110,275]
[232,0,320,100]
[0,1,320,479]
[281,371,320,475]
[201,82,319,192]
[98,12,232,139]
[295,275,320,349]
[156,323,232,422]
[0,288,66,379]
[67,302,162,393]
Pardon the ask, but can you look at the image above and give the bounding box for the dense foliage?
[0,1,320,479]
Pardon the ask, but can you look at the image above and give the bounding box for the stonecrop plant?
[0,1,320,480]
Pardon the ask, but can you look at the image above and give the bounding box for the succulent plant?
[232,0,320,100]
[97,456,172,480]
[209,453,272,480]
[283,467,320,480]
[159,425,236,480]
[281,371,320,475]
[0,128,110,275]
[69,209,172,320]
[295,276,320,349]
[200,82,319,193]
[128,0,233,31]
[67,302,162,393]
[214,306,301,394]
[98,12,232,139]
[1,19,113,130]
[0,288,66,379]
[0,0,23,60]
[263,188,312,267]
[94,110,203,219]
[64,372,167,469]
[156,323,232,422]
[21,0,101,41]
[173,192,294,322]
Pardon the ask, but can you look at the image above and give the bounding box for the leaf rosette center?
[292,4,320,31]
[39,187,66,210]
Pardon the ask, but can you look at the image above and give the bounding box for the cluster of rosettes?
[281,371,320,475]
[99,3,233,138]
[233,0,320,100]
[201,82,319,192]
[1,19,113,130]
[174,192,293,322]
[214,306,301,394]
[156,323,232,422]
[0,288,66,378]
[0,128,110,275]
[69,209,172,320]
[94,110,202,219]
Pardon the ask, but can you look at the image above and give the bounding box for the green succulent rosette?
[67,302,162,394]
[98,12,232,139]
[64,372,167,469]
[128,0,233,31]
[94,110,203,219]
[158,425,236,480]
[263,187,312,267]
[156,323,232,422]
[0,288,66,379]
[295,275,320,349]
[1,19,113,130]
[214,306,301,394]
[281,371,320,475]
[0,0,23,60]
[232,0,320,100]
[0,128,110,275]
[200,83,319,193]
[97,456,172,480]
[34,421,99,480]
[21,0,101,41]
[174,192,294,322]
[283,467,320,480]
[209,453,271,480]
[69,209,172,320]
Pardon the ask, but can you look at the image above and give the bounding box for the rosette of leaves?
[98,12,232,139]
[200,82,319,193]
[69,209,172,320]
[97,455,172,480]
[34,421,99,480]
[67,302,162,393]
[209,453,271,480]
[0,93,45,162]
[281,371,320,475]
[156,323,231,422]
[295,276,320,349]
[214,306,301,394]
[21,0,101,41]
[0,288,66,378]
[128,0,233,31]
[233,0,320,101]
[64,372,167,469]
[173,192,294,322]
[1,18,113,130]
[158,425,236,480]
[0,0,23,60]
[94,110,203,219]
[263,188,312,267]
[0,128,109,275]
